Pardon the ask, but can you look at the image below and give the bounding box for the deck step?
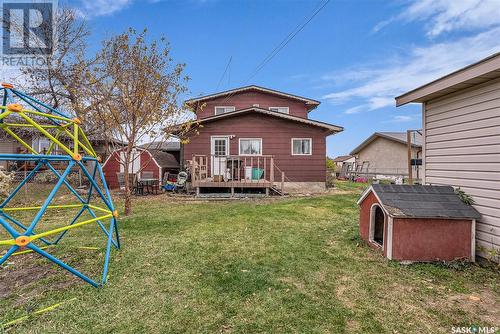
[270,186,285,196]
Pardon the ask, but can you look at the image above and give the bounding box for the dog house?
[358,184,480,262]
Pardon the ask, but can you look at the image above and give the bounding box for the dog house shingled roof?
[358,184,480,220]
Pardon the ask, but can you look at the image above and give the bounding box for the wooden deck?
[189,154,285,196]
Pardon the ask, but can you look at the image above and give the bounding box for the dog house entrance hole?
[371,205,385,246]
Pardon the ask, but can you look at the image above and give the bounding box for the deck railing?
[190,154,285,191]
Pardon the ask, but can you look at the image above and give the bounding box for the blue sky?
[16,1,500,156]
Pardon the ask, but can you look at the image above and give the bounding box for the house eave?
[185,85,321,111]
[395,52,500,106]
[191,107,343,134]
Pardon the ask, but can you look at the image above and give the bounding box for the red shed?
[358,184,480,262]
[102,148,179,189]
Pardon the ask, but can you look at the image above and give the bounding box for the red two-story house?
[180,85,343,195]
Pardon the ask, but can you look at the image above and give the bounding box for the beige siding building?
[350,132,422,180]
[396,52,500,260]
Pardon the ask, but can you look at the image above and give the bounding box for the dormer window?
[269,107,289,114]
[215,106,235,115]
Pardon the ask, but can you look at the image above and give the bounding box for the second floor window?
[215,106,235,115]
[269,107,289,114]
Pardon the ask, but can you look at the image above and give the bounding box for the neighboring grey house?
[332,155,355,179]
[350,132,422,180]
[0,131,124,170]
[396,52,500,260]
[140,141,181,166]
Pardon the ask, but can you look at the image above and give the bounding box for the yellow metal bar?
[0,239,15,246]
[2,126,39,154]
[3,204,84,212]
[87,204,112,214]
[21,109,72,122]
[0,213,113,246]
[0,109,12,120]
[73,124,79,155]
[18,112,74,157]
[31,214,113,240]
[2,298,77,328]
[12,246,52,256]
[62,127,94,157]
[77,246,99,250]
[3,123,61,129]
[46,129,62,155]
[78,127,97,157]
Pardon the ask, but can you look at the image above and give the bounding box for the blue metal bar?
[0,246,19,266]
[45,161,86,204]
[28,244,100,288]
[52,205,86,244]
[101,218,116,285]
[0,211,53,245]
[25,161,75,234]
[0,160,44,208]
[11,90,62,127]
[77,161,114,212]
[86,161,98,203]
[0,154,72,161]
[0,215,20,237]
[113,217,120,249]
[83,206,119,249]
[96,162,116,211]
[11,89,70,119]
[96,163,120,249]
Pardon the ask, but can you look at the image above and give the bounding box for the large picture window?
[239,138,262,155]
[292,138,312,155]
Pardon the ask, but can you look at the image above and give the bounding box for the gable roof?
[350,131,422,155]
[192,107,343,135]
[149,149,179,169]
[396,52,500,106]
[332,155,353,162]
[185,85,321,111]
[358,184,480,220]
[140,141,180,151]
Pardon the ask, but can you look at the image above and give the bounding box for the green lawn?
[1,182,498,333]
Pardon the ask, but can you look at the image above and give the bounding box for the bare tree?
[9,7,108,136]
[89,28,193,215]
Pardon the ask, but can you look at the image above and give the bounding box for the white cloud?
[77,0,132,17]
[323,26,500,113]
[344,97,394,114]
[383,114,420,123]
[375,0,500,37]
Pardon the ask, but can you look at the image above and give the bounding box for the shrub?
[0,170,13,199]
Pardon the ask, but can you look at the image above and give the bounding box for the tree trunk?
[123,146,133,216]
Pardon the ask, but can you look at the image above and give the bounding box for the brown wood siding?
[195,91,309,119]
[424,77,500,255]
[183,113,328,182]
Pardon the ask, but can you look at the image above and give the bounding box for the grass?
[0,181,498,333]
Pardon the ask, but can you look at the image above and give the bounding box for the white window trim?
[291,138,312,156]
[269,106,289,114]
[238,138,263,156]
[369,203,385,248]
[210,135,230,156]
[214,106,235,115]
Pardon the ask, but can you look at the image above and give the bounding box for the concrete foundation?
[283,182,326,194]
